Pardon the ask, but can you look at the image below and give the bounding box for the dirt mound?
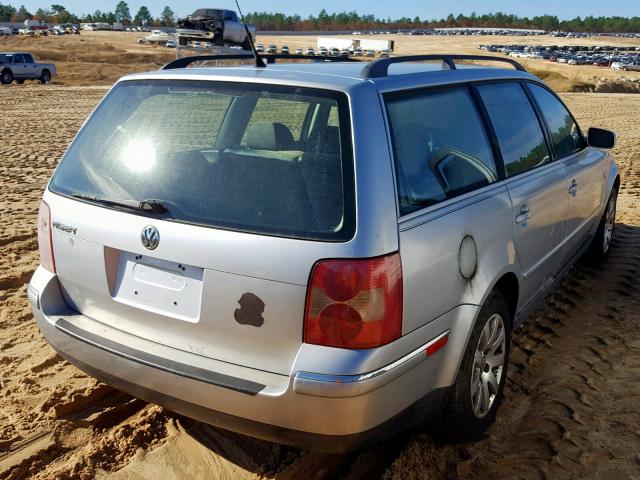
[0,87,639,480]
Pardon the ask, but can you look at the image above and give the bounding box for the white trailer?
[359,39,395,52]
[317,37,355,51]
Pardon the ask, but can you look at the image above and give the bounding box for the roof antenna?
[235,0,266,68]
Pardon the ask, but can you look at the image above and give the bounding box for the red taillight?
[37,201,56,273]
[304,253,402,349]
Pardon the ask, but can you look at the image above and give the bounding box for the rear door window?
[527,83,586,158]
[12,54,24,63]
[476,83,551,178]
[385,86,498,215]
[49,80,354,241]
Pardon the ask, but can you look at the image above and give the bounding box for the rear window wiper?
[71,194,169,214]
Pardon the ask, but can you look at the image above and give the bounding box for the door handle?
[515,206,530,225]
[569,179,578,197]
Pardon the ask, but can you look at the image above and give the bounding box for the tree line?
[0,2,176,27]
[245,10,640,33]
[1,4,640,33]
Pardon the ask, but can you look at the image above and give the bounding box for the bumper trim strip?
[55,318,266,396]
[294,330,450,397]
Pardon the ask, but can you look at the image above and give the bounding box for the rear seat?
[212,122,312,231]
[206,122,344,234]
[225,121,304,162]
[299,126,344,232]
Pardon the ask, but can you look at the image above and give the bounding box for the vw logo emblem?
[141,225,160,250]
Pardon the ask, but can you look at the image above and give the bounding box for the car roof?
[120,61,541,94]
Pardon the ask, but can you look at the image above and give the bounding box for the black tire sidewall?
[439,290,512,441]
[585,186,618,262]
[1,70,13,84]
[40,71,50,84]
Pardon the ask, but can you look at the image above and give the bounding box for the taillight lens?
[304,253,402,349]
[37,200,56,273]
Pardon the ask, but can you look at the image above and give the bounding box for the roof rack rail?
[360,54,526,79]
[162,54,362,70]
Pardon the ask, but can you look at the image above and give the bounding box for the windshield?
[49,80,355,241]
[191,9,223,18]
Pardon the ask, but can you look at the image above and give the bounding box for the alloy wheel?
[471,313,506,419]
[603,195,616,253]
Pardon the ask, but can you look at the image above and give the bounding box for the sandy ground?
[1,32,640,479]
[1,31,639,90]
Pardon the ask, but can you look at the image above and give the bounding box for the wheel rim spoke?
[481,377,490,414]
[603,198,616,252]
[485,371,499,393]
[485,353,503,369]
[471,313,506,419]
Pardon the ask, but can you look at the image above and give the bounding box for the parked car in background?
[0,52,56,85]
[165,39,177,48]
[266,44,277,54]
[281,45,290,55]
[621,61,640,71]
[295,48,303,55]
[305,47,315,55]
[255,43,264,53]
[0,26,12,36]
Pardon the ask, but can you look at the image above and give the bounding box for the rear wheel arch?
[490,272,520,324]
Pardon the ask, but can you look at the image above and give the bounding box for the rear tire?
[437,290,511,442]
[40,70,51,84]
[1,69,13,85]
[584,187,617,263]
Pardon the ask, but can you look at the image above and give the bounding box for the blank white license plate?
[113,251,203,322]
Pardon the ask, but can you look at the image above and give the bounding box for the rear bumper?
[29,266,475,451]
[47,340,449,452]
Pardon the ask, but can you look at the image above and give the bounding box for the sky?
[12,0,640,21]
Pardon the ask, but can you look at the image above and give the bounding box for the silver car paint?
[30,265,476,435]
[30,63,618,440]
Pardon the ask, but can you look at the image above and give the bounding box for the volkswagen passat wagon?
[29,54,619,452]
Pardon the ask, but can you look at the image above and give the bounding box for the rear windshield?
[49,80,355,241]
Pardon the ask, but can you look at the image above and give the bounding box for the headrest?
[245,122,294,150]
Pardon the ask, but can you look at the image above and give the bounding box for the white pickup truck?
[0,52,56,85]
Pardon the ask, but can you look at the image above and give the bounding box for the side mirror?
[587,127,616,149]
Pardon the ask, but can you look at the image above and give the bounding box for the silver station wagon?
[29,54,619,452]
